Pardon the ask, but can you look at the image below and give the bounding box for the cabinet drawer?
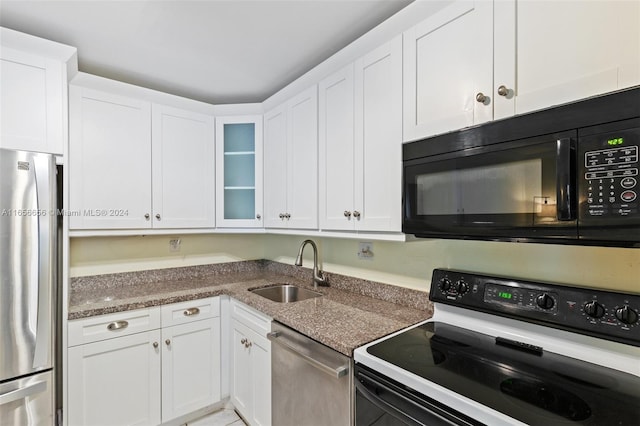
[161,296,220,327]
[68,307,161,347]
[231,299,272,337]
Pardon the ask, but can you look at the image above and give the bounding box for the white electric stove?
[353,269,640,426]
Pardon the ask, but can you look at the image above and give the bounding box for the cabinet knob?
[240,338,247,345]
[245,340,252,348]
[476,92,489,104]
[165,339,171,346]
[497,85,510,97]
[155,214,161,220]
[344,211,352,218]
[353,211,361,219]
[153,342,159,348]
[285,213,291,220]
[256,214,261,220]
[279,213,284,219]
[144,213,150,220]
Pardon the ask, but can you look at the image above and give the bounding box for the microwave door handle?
[556,137,576,221]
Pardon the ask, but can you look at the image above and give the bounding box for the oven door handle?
[556,137,576,221]
[356,372,478,426]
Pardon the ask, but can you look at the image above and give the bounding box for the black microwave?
[403,87,640,247]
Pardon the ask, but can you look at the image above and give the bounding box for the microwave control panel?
[579,126,639,220]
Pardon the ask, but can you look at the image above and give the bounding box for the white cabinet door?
[319,64,355,231]
[403,0,493,141]
[0,48,66,154]
[230,320,252,419]
[495,0,640,119]
[263,105,288,229]
[152,104,215,228]
[230,319,271,426]
[216,115,263,228]
[67,330,161,426]
[287,86,318,230]
[161,318,221,422]
[69,87,152,229]
[354,35,403,232]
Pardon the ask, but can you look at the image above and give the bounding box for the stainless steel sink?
[250,284,322,303]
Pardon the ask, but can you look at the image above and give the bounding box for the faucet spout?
[294,239,328,289]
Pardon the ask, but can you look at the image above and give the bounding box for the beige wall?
[70,233,639,294]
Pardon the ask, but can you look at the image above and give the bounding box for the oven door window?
[403,132,577,239]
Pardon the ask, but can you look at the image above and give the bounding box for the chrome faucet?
[294,239,328,289]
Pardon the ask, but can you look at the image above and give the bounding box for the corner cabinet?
[230,299,271,426]
[0,27,76,155]
[69,79,215,230]
[319,35,403,232]
[67,298,221,426]
[264,85,318,230]
[215,116,263,228]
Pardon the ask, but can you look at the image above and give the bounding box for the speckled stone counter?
[69,260,433,356]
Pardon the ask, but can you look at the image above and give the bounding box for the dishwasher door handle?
[267,331,349,379]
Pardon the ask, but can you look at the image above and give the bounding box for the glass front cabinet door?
[215,115,263,227]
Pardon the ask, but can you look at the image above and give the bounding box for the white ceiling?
[0,0,414,104]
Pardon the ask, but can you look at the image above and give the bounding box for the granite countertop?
[69,260,433,356]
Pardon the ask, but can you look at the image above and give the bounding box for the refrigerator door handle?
[32,155,53,370]
[0,381,47,406]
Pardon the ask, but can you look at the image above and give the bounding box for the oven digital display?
[607,137,624,146]
[498,291,513,299]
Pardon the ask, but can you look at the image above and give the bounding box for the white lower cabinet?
[67,297,221,426]
[230,300,271,426]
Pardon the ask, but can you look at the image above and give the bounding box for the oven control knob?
[536,293,555,310]
[439,278,452,292]
[456,280,469,295]
[615,305,638,325]
[584,301,605,318]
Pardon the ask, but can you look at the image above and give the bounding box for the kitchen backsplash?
[70,233,640,294]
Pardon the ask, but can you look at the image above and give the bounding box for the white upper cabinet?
[404,0,640,141]
[152,105,215,228]
[320,35,403,232]
[264,86,318,230]
[319,64,356,231]
[69,87,153,229]
[0,27,77,154]
[494,0,640,119]
[403,1,493,141]
[69,76,215,230]
[215,115,263,228]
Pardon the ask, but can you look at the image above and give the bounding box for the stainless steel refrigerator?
[0,148,57,425]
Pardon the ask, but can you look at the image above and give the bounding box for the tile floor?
[188,408,247,426]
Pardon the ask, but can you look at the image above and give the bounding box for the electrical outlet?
[358,241,374,260]
[169,238,181,252]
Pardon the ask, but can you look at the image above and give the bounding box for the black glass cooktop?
[367,322,640,425]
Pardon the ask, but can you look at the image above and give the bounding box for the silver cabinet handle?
[353,211,361,219]
[343,210,352,218]
[0,381,47,406]
[183,307,200,316]
[256,214,261,220]
[153,342,158,348]
[267,331,348,379]
[155,214,161,220]
[476,92,488,104]
[246,340,252,348]
[284,213,291,220]
[279,213,284,219]
[144,213,150,220]
[107,320,128,331]
[240,338,247,345]
[165,339,171,346]
[497,85,509,97]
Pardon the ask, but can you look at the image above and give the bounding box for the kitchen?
[1,1,639,425]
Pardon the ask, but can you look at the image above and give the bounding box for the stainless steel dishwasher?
[268,321,353,426]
